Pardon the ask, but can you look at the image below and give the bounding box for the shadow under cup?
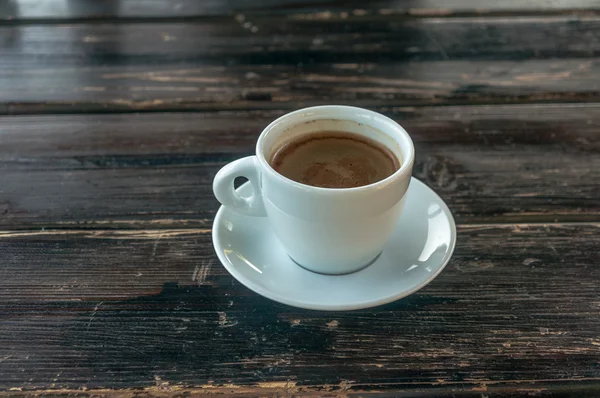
[255,106,415,275]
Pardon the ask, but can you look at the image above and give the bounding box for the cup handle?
[213,156,266,217]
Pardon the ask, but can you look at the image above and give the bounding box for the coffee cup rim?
[256,105,415,193]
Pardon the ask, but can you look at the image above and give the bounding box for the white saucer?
[212,177,456,311]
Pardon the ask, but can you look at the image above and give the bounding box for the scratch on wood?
[86,301,104,330]
[146,76,235,83]
[471,383,488,392]
[130,86,200,92]
[151,234,163,261]
[199,383,241,389]
[111,99,166,107]
[303,73,454,88]
[326,320,339,329]
[0,229,211,239]
[523,258,541,265]
[256,381,297,390]
[10,380,600,396]
[291,10,333,20]
[192,260,213,285]
[547,243,560,256]
[153,375,171,390]
[218,312,238,328]
[53,218,212,227]
[539,327,568,335]
[339,380,354,391]
[515,71,572,81]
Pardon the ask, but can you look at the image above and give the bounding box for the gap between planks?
[0,222,598,239]
[3,9,600,26]
[5,95,600,116]
[2,378,600,396]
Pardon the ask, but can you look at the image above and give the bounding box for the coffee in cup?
[269,131,401,189]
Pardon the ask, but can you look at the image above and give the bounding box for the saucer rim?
[212,177,457,311]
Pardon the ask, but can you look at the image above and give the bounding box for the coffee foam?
[270,131,400,189]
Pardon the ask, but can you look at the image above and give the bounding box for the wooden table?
[1,1,599,396]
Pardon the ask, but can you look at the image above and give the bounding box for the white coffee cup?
[213,105,414,275]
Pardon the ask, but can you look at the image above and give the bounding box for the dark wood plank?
[2,17,600,113]
[1,104,598,229]
[2,59,600,114]
[0,224,598,393]
[2,0,600,22]
[4,384,600,397]
[8,17,600,65]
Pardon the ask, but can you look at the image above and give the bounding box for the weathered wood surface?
[2,17,600,113]
[1,104,598,229]
[0,224,598,394]
[2,59,600,115]
[5,16,600,63]
[2,0,600,22]
[1,0,599,395]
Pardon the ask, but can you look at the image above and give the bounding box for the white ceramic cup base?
[212,178,456,311]
[289,250,382,276]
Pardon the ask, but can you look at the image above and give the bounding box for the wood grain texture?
[0,224,598,392]
[2,59,600,114]
[1,104,598,229]
[2,0,600,22]
[4,16,600,63]
[4,385,600,397]
[2,1,599,395]
[2,17,600,113]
